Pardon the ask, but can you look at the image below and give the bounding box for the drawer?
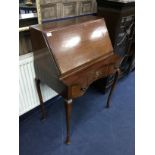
[87,63,115,85]
[87,65,108,83]
[68,64,116,98]
[62,55,120,98]
[69,84,88,98]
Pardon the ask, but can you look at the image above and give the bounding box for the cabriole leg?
[64,99,72,144]
[35,78,46,120]
[106,69,120,108]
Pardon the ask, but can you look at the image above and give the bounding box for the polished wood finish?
[30,16,121,144]
[64,100,72,144]
[32,16,100,32]
[35,78,46,120]
[46,20,113,75]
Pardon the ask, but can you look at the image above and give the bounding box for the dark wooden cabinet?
[95,0,135,92]
[30,15,121,144]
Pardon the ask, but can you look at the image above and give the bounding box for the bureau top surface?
[31,16,113,75]
[32,16,101,32]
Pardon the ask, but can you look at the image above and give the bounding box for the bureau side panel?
[30,28,67,95]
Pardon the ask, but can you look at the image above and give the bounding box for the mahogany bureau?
[30,16,121,144]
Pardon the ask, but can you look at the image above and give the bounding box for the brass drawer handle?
[80,87,87,92]
[95,71,102,78]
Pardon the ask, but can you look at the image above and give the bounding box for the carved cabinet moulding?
[41,4,57,19]
[79,0,92,15]
[40,0,62,5]
[37,0,97,21]
[62,2,77,17]
[41,3,57,8]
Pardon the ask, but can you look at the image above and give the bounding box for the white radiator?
[19,53,57,116]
